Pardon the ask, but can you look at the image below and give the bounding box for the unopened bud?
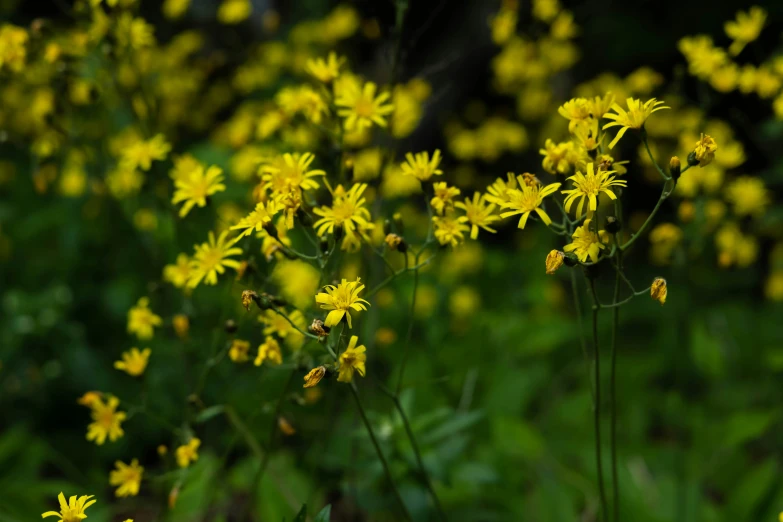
[687,151,699,167]
[309,318,329,339]
[278,416,296,435]
[224,319,238,334]
[563,252,579,267]
[545,250,565,274]
[650,277,667,305]
[669,156,681,180]
[605,216,621,234]
[344,157,354,181]
[303,366,327,388]
[385,233,407,252]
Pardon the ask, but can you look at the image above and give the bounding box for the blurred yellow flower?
[127,297,162,340]
[109,459,143,497]
[176,438,200,468]
[306,52,344,83]
[272,260,319,310]
[449,286,481,318]
[431,182,461,214]
[539,139,571,174]
[337,336,366,383]
[114,348,151,377]
[400,150,442,181]
[335,81,394,131]
[218,0,252,24]
[725,6,766,56]
[121,134,171,171]
[0,24,28,72]
[724,176,770,218]
[230,201,281,239]
[260,309,306,349]
[229,339,251,363]
[163,0,191,19]
[164,254,192,289]
[173,314,190,339]
[114,13,155,50]
[316,278,370,328]
[254,337,283,366]
[87,395,126,445]
[433,213,469,248]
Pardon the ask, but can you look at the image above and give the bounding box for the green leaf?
[313,505,331,522]
[293,505,307,522]
[721,411,776,448]
[195,405,226,423]
[420,410,484,445]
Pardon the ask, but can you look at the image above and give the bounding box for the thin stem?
[570,270,595,405]
[350,383,414,522]
[588,277,609,522]
[620,190,668,252]
[395,252,420,396]
[640,132,671,181]
[610,249,622,522]
[269,305,320,340]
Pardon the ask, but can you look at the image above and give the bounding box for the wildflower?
[42,493,96,522]
[385,233,406,252]
[563,219,607,263]
[669,156,682,179]
[489,7,517,45]
[562,162,627,217]
[127,297,162,340]
[273,260,320,310]
[77,391,102,407]
[545,250,565,275]
[188,231,243,287]
[121,134,170,171]
[306,52,344,83]
[254,337,283,366]
[455,193,500,239]
[163,0,191,19]
[650,223,683,265]
[217,0,252,24]
[0,24,28,72]
[431,182,461,214]
[173,315,189,339]
[725,176,770,218]
[485,173,519,206]
[313,183,373,239]
[650,278,667,305]
[172,166,226,218]
[539,139,571,174]
[110,459,144,497]
[114,13,155,50]
[316,278,369,328]
[337,336,366,383]
[176,438,200,468]
[678,35,727,79]
[164,254,192,288]
[691,134,717,167]
[433,213,470,248]
[557,98,591,131]
[86,395,126,445]
[158,445,168,456]
[260,309,306,346]
[276,85,329,124]
[725,6,766,56]
[400,150,443,182]
[260,152,325,193]
[499,178,561,229]
[114,348,151,377]
[304,366,327,388]
[229,339,251,363]
[336,81,394,131]
[602,98,670,148]
[230,201,281,239]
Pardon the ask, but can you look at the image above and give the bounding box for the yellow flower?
[109,459,144,497]
[272,260,319,310]
[316,278,369,328]
[692,134,717,167]
[260,309,306,348]
[114,13,155,50]
[0,24,28,72]
[539,139,571,174]
[260,152,325,193]
[127,297,162,340]
[485,173,519,206]
[121,134,170,171]
[313,183,373,240]
[563,219,607,263]
[649,223,683,265]
[275,85,329,124]
[602,98,670,148]
[188,231,243,287]
[163,254,192,288]
[172,165,226,218]
[562,162,627,217]
[163,0,191,19]
[86,395,126,445]
[337,336,366,383]
[557,98,591,131]
[217,0,252,24]
[77,391,102,407]
[725,6,766,56]
[433,213,470,248]
[254,336,283,366]
[335,81,394,131]
[678,35,727,80]
[499,177,561,229]
[176,438,200,468]
[42,493,96,522]
[230,200,281,239]
[489,7,517,45]
[533,0,560,22]
[400,149,443,182]
[650,278,667,305]
[306,52,344,83]
[173,314,189,339]
[724,176,770,218]
[431,182,461,214]
[229,339,251,363]
[546,250,565,275]
[455,192,500,239]
[114,348,151,377]
[303,366,327,388]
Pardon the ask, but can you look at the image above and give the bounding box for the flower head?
[433,213,470,248]
[176,438,200,468]
[172,165,226,218]
[163,254,192,288]
[303,366,327,388]
[455,192,500,239]
[306,52,345,83]
[254,336,283,366]
[260,152,325,194]
[121,134,170,171]
[337,336,366,383]
[188,231,243,288]
[109,459,144,497]
[563,219,607,263]
[230,201,281,239]
[42,493,96,522]
[313,183,373,242]
[725,176,770,218]
[127,297,162,340]
[725,6,766,56]
[335,81,394,131]
[539,139,571,174]
[602,98,670,148]
[692,133,717,167]
[114,348,151,377]
[400,150,443,181]
[229,339,251,363]
[316,278,370,328]
[650,277,667,305]
[86,395,126,445]
[431,182,461,214]
[485,173,519,206]
[499,176,561,229]
[562,162,627,217]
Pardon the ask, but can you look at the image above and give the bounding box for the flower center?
[353,96,375,118]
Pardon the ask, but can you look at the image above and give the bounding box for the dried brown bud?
[278,416,296,436]
[545,250,565,275]
[651,277,667,305]
[303,366,327,388]
[385,233,407,252]
[241,290,259,311]
[309,318,329,339]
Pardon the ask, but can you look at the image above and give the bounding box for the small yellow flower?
[557,98,591,131]
[217,0,252,24]
[86,395,126,445]
[650,278,667,305]
[539,139,571,174]
[485,173,519,206]
[77,391,102,407]
[163,0,191,19]
[109,459,144,497]
[127,297,162,340]
[602,98,670,148]
[433,213,470,248]
[431,182,461,214]
[188,231,243,288]
[335,81,394,131]
[173,314,189,339]
[692,133,717,167]
[42,493,96,522]
[400,150,443,182]
[260,152,325,194]
[254,336,283,366]
[315,278,370,329]
[114,348,151,377]
[260,309,306,349]
[545,250,565,275]
[230,200,281,239]
[163,254,192,289]
[229,339,251,363]
[562,162,627,217]
[114,13,155,50]
[455,192,500,239]
[176,438,200,468]
[121,134,170,171]
[0,24,28,73]
[563,219,607,263]
[313,183,373,238]
[725,6,766,56]
[306,51,345,83]
[303,366,326,388]
[337,336,366,383]
[499,177,561,229]
[172,165,226,218]
[724,176,770,218]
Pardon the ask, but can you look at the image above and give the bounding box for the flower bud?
[344,157,354,182]
[319,236,330,254]
[224,319,238,334]
[309,318,330,339]
[650,277,667,305]
[687,151,699,167]
[563,252,579,267]
[173,314,189,339]
[303,366,327,388]
[157,445,168,456]
[393,212,404,235]
[385,233,407,252]
[669,156,681,180]
[241,290,259,311]
[605,216,621,234]
[545,250,565,274]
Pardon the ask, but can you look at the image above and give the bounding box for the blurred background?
[1,0,783,521]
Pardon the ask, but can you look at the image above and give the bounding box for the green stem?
[570,270,595,405]
[640,132,671,181]
[350,383,414,522]
[395,251,420,396]
[610,249,622,522]
[588,277,609,522]
[620,190,668,252]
